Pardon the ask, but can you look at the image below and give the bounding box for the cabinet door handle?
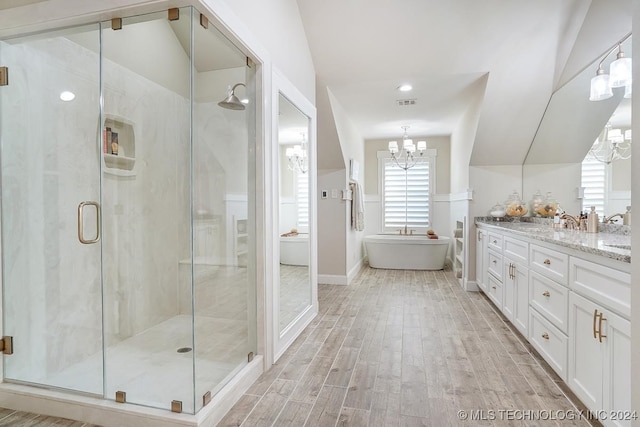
[593,309,598,339]
[478,231,482,241]
[542,291,550,298]
[492,260,497,264]
[493,240,497,244]
[543,259,551,265]
[491,286,496,290]
[541,332,549,340]
[598,312,607,343]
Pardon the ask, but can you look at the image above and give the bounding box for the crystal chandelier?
[387,126,427,170]
[589,123,632,164]
[286,134,308,173]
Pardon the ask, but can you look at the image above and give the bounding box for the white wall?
[327,90,365,280]
[630,2,639,423]
[317,169,348,283]
[218,0,315,102]
[467,165,523,283]
[451,74,488,192]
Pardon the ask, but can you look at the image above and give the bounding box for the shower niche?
[102,116,136,175]
[0,5,259,426]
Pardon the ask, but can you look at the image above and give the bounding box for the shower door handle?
[78,201,101,244]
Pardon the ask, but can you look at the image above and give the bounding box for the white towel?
[351,181,365,231]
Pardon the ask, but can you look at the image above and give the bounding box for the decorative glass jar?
[490,202,506,220]
[536,192,558,217]
[530,190,544,217]
[505,190,528,217]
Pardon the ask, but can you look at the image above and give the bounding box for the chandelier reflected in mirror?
[388,125,427,170]
[286,133,308,173]
[589,123,632,164]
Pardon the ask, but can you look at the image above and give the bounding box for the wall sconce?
[589,33,632,101]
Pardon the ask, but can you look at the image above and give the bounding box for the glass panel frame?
[0,23,104,395]
[100,7,195,412]
[272,69,318,361]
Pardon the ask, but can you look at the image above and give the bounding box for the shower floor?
[44,314,249,414]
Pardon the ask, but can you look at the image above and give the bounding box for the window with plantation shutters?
[581,152,607,216]
[296,171,309,231]
[378,150,436,232]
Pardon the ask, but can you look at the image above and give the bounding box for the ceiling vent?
[396,98,417,106]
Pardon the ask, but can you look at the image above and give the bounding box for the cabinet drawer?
[530,244,568,285]
[487,232,503,252]
[570,257,630,319]
[486,273,503,309]
[504,236,528,265]
[487,249,503,282]
[530,271,569,333]
[529,308,568,381]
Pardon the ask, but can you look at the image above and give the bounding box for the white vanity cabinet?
[502,236,529,337]
[568,258,631,427]
[476,228,487,292]
[475,221,631,425]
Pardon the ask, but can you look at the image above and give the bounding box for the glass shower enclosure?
[0,6,256,415]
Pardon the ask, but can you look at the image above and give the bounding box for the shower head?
[218,83,246,110]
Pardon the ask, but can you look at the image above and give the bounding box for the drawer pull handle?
[491,286,496,290]
[541,332,549,340]
[542,291,550,298]
[543,259,551,265]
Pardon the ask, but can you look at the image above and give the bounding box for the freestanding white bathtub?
[364,234,450,270]
[280,233,309,266]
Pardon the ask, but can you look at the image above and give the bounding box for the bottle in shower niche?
[587,206,599,233]
[111,132,119,156]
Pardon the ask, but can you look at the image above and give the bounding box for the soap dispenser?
[623,206,631,226]
[587,206,599,233]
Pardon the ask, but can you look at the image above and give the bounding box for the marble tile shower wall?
[100,54,191,344]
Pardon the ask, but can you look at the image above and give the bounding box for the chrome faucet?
[560,214,581,230]
[602,213,624,224]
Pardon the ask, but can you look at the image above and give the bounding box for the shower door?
[0,25,104,394]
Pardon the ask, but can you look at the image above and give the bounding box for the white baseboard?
[318,274,348,285]
[347,259,364,284]
[464,280,480,292]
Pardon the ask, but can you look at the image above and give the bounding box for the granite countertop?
[475,218,631,263]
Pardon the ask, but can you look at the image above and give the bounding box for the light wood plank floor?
[0,267,599,426]
[221,267,599,427]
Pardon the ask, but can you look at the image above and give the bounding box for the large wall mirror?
[272,69,317,360]
[523,34,631,218]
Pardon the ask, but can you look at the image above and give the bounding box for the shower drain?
[177,347,192,353]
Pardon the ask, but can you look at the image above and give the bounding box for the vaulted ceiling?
[296,0,632,166]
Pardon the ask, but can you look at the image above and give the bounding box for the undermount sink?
[604,244,631,250]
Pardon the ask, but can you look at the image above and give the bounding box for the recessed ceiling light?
[59,91,75,101]
[398,84,412,92]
